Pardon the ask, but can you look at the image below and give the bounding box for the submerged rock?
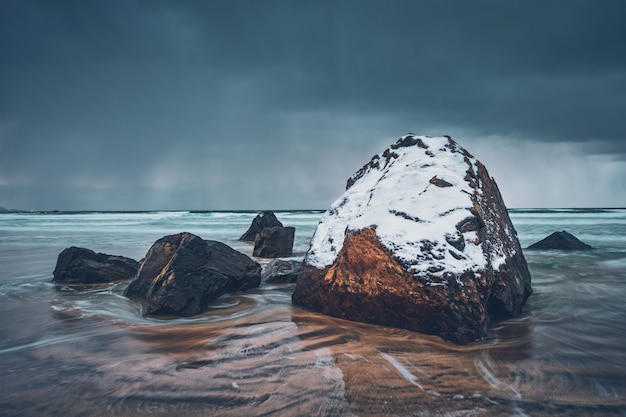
[292,134,532,344]
[527,230,592,250]
[239,211,283,241]
[125,232,261,317]
[52,246,139,284]
[261,259,302,283]
[253,226,295,258]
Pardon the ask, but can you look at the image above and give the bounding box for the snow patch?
[306,135,489,278]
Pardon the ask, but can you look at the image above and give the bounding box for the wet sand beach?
[1,210,625,416]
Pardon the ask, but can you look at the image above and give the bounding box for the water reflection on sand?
[2,210,626,415]
[2,280,624,417]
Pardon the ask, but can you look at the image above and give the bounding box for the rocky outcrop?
[239,211,283,241]
[527,230,592,250]
[125,232,261,317]
[261,259,302,283]
[253,226,295,258]
[292,134,532,344]
[52,247,139,284]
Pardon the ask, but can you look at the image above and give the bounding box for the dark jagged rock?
[527,230,592,250]
[125,232,261,317]
[429,175,453,188]
[261,259,302,283]
[52,247,139,284]
[239,211,283,241]
[253,226,295,258]
[292,134,532,345]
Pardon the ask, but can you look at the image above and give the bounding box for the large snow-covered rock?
[292,135,532,344]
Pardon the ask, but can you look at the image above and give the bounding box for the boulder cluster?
[51,134,579,344]
[53,211,295,317]
[239,211,295,258]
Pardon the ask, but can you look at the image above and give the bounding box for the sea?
[0,209,625,417]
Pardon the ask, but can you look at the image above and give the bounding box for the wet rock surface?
[52,246,139,284]
[261,259,302,283]
[239,211,283,242]
[527,230,592,250]
[293,135,532,344]
[253,226,295,258]
[125,232,261,316]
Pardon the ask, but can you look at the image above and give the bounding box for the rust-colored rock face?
[292,135,532,344]
[294,228,488,344]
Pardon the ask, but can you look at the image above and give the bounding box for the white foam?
[380,352,424,390]
[474,351,522,400]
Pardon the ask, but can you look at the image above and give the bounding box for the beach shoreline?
[0,210,625,416]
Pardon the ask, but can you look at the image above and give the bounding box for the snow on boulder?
[292,134,532,344]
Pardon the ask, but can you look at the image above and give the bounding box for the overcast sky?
[1,0,625,210]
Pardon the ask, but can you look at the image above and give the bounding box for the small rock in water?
[52,246,139,284]
[253,226,295,258]
[527,230,592,250]
[125,232,261,317]
[261,259,302,283]
[239,211,283,242]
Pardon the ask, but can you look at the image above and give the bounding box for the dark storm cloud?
[1,0,625,209]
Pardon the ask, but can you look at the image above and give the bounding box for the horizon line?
[2,207,626,214]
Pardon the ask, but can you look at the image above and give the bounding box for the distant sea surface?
[0,209,625,416]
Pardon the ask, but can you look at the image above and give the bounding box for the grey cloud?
[1,0,625,209]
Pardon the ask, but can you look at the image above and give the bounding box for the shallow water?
[0,209,625,416]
